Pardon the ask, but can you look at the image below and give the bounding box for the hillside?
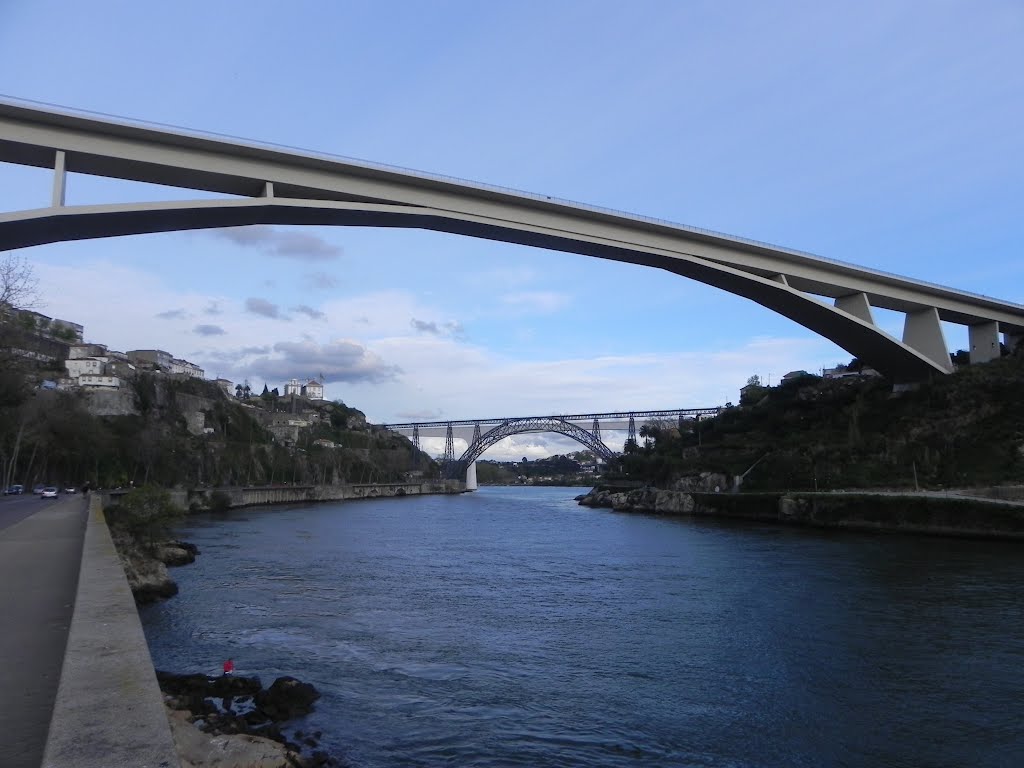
[0,369,435,491]
[620,354,1024,492]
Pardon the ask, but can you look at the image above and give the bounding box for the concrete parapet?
[42,495,180,768]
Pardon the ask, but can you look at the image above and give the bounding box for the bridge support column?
[902,307,952,373]
[835,292,876,325]
[969,321,1000,364]
[465,461,478,491]
[52,150,66,207]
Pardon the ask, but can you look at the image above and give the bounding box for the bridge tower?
[591,417,602,444]
[627,414,637,445]
[443,423,455,464]
[412,424,420,451]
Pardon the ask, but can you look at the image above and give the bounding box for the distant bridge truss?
[384,407,721,478]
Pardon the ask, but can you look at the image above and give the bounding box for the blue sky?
[1,1,1022,459]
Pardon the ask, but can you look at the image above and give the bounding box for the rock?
[167,707,296,768]
[654,490,694,515]
[156,540,199,566]
[111,531,180,604]
[255,676,321,721]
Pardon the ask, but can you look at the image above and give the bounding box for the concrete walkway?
[41,499,179,768]
[0,495,88,768]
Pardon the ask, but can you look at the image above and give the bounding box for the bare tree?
[0,254,39,312]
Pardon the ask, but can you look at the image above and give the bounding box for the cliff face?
[17,372,432,490]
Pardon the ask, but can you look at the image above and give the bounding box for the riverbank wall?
[99,479,465,513]
[578,486,1024,539]
[43,494,180,768]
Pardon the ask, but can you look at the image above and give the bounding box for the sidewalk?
[0,496,88,768]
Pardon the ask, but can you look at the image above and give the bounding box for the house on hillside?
[128,349,173,371]
[302,379,324,400]
[170,357,205,378]
[282,378,324,400]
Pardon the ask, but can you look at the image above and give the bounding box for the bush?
[207,490,232,513]
[106,486,183,544]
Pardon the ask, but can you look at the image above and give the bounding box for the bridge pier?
[902,307,953,373]
[969,321,1000,364]
[835,292,876,325]
[465,461,478,491]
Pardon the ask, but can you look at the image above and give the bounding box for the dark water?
[140,487,1024,767]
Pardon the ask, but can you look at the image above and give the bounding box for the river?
[139,486,1024,767]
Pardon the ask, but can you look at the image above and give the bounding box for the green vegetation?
[0,366,436,491]
[0,258,434,491]
[620,354,1024,491]
[105,485,183,544]
[476,451,599,486]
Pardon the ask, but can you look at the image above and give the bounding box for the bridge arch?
[0,197,952,382]
[448,417,617,478]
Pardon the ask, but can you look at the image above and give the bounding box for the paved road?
[0,494,88,768]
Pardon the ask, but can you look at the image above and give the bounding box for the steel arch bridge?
[384,407,721,479]
[468,416,617,462]
[445,417,617,480]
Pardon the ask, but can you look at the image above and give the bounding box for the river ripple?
[140,486,1024,767]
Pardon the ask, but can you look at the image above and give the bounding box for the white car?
[40,487,58,499]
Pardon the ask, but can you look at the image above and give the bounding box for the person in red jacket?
[222,658,235,676]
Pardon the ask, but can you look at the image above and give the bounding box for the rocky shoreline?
[576,475,1024,539]
[110,524,340,766]
[110,526,198,603]
[159,671,332,767]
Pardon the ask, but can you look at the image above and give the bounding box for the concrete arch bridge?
[383,408,721,485]
[2,99,1024,380]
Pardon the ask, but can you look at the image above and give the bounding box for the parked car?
[64,487,77,494]
[4,484,23,495]
[40,487,58,499]
[32,484,45,494]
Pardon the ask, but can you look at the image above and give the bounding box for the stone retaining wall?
[99,480,465,513]
[43,495,180,768]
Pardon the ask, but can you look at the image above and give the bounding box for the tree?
[746,374,761,387]
[0,254,39,313]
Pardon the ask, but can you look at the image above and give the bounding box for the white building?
[302,379,324,400]
[284,378,302,396]
[66,358,104,378]
[127,349,173,370]
[170,358,205,378]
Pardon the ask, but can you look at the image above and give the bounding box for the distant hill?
[619,354,1024,492]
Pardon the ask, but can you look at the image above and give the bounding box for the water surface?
[141,486,1024,767]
